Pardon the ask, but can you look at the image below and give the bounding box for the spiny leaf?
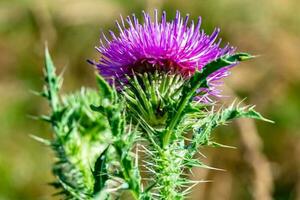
[187,102,273,159]
[91,103,124,137]
[40,48,108,199]
[96,74,114,101]
[51,141,92,199]
[218,104,274,124]
[93,146,109,194]
[44,46,61,112]
[200,53,254,78]
[164,53,254,147]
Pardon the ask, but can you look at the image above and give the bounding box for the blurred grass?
[0,0,300,199]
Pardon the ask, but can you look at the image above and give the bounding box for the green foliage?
[91,78,142,199]
[36,50,271,200]
[163,53,255,148]
[50,141,91,200]
[43,47,61,113]
[36,48,110,200]
[93,146,109,195]
[91,75,123,137]
[185,103,273,161]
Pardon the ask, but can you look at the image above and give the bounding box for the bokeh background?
[0,0,300,199]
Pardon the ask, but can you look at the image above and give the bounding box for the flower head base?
[91,10,236,98]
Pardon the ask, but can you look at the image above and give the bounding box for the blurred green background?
[0,0,299,199]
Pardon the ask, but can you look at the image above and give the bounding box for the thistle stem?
[155,146,183,200]
[162,78,206,148]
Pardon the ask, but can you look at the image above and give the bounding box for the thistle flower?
[91,10,236,98]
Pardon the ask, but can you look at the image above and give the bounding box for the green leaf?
[91,102,124,137]
[164,53,254,147]
[219,104,274,124]
[95,74,114,101]
[44,46,61,112]
[50,141,92,200]
[187,102,273,158]
[40,48,110,199]
[200,53,254,78]
[93,146,109,195]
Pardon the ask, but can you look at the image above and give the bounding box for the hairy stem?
[154,144,184,200]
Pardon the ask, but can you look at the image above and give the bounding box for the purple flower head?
[91,10,236,98]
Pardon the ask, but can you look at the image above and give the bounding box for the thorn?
[29,134,51,145]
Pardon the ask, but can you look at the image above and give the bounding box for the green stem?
[162,79,206,148]
[155,146,183,200]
